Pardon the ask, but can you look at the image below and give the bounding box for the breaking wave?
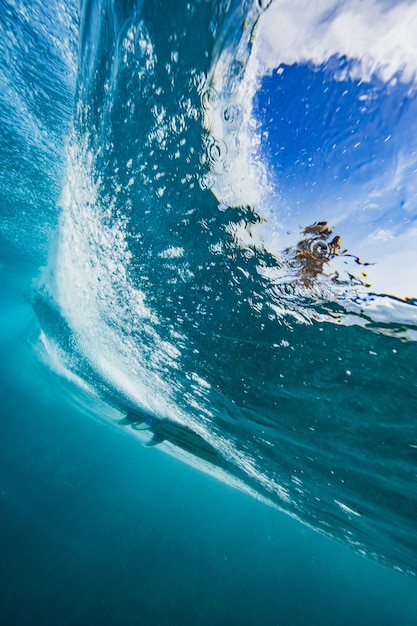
[3,0,417,575]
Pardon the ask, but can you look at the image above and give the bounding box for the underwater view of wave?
[1,0,417,614]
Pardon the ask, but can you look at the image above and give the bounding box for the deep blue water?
[1,0,417,623]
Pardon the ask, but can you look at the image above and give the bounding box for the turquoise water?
[1,0,417,623]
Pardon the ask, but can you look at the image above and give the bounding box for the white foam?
[49,133,186,422]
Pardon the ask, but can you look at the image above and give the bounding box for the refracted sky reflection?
[249,0,417,303]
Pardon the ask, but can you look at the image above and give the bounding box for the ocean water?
[1,0,417,624]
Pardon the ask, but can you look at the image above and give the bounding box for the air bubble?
[198,172,216,190]
[222,104,241,125]
[255,0,272,12]
[206,136,227,166]
[310,240,329,257]
[201,86,219,110]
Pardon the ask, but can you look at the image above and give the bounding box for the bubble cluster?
[222,103,241,126]
[198,172,216,190]
[205,136,227,166]
[201,86,219,111]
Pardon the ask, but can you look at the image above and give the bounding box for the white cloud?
[255,0,417,84]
